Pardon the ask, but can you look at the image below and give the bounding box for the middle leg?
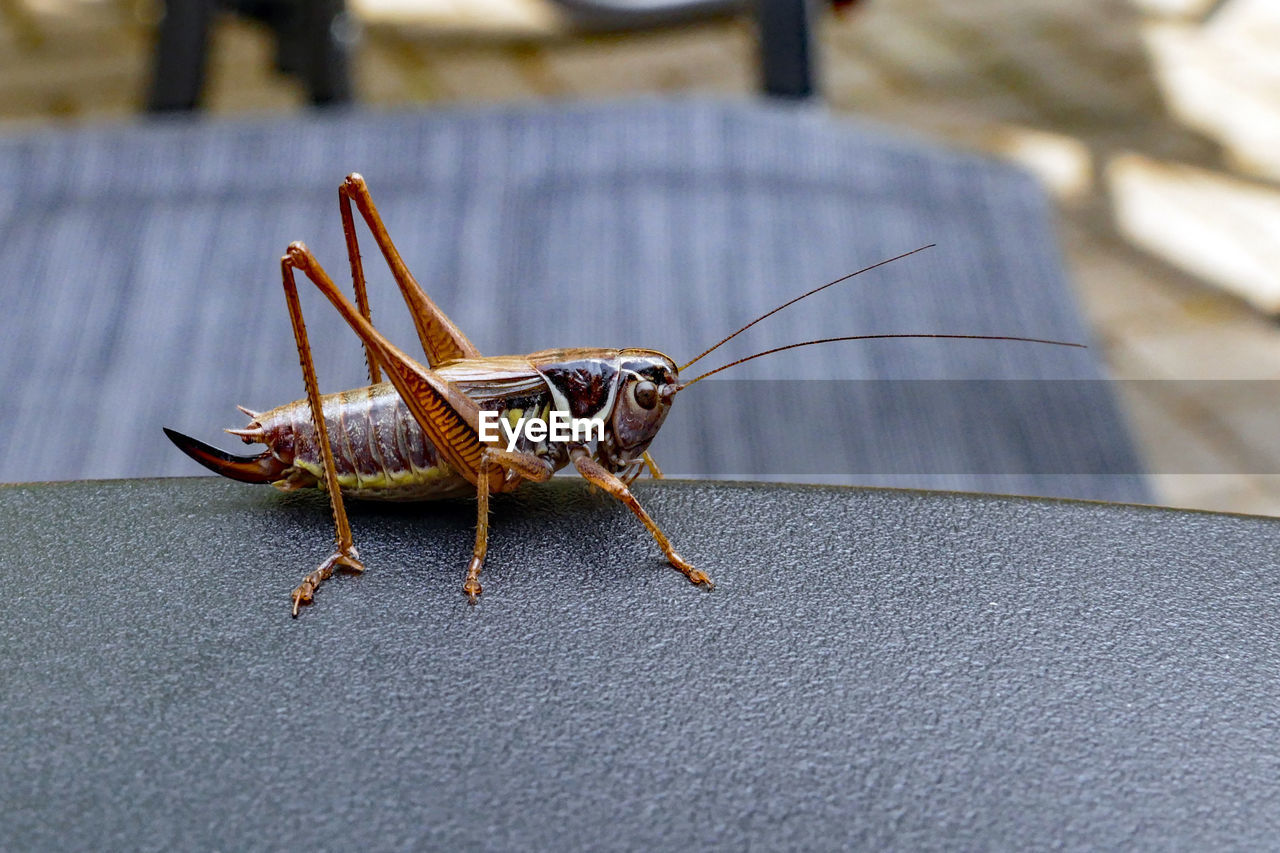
[466,447,555,603]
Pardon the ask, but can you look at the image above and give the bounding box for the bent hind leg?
[280,248,366,616]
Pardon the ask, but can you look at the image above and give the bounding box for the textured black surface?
[0,99,1146,501]
[3,477,1278,849]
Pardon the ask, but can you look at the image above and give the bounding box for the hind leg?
[340,173,480,368]
[281,251,366,616]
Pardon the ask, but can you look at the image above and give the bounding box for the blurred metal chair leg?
[756,0,819,97]
[147,0,217,111]
[146,0,354,112]
[553,0,822,97]
[146,0,839,111]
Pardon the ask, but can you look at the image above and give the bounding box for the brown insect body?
[173,348,676,501]
[166,173,1082,615]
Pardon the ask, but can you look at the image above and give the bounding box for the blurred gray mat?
[2,477,1277,849]
[0,99,1146,501]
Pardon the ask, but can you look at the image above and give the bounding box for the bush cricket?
[166,173,1082,615]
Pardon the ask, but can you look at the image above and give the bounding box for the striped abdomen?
[253,382,472,500]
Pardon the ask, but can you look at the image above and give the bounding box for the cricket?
[165,173,1083,615]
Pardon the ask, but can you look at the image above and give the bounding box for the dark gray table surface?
[2,476,1277,849]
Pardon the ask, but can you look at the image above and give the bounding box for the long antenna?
[679,244,936,372]
[680,334,1086,388]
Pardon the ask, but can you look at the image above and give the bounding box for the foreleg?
[571,448,712,590]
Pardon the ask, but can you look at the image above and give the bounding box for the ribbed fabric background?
[0,99,1146,500]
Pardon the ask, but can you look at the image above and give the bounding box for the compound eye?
[632,380,658,410]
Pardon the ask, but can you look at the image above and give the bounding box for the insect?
[165,173,1083,615]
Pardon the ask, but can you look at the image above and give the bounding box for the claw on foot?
[667,550,714,590]
[463,556,484,605]
[687,569,715,590]
[290,548,364,617]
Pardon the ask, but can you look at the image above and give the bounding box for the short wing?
[437,357,550,410]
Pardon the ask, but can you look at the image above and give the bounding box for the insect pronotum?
[166,173,1083,615]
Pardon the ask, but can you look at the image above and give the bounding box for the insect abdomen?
[255,383,471,500]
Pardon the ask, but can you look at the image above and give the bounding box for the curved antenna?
[680,334,1086,388]
[679,244,936,372]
